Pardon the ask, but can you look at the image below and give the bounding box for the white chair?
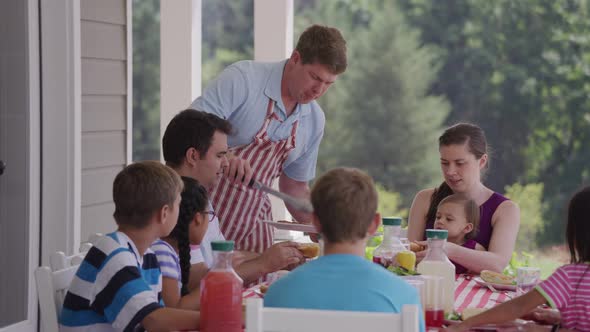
[245,298,420,332]
[49,251,86,271]
[35,264,78,332]
[49,233,103,270]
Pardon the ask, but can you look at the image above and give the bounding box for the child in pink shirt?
[446,186,590,332]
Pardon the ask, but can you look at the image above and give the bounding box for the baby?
[434,194,483,274]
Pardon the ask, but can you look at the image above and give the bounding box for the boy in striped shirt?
[59,161,200,332]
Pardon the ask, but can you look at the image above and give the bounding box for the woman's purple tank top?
[424,191,509,250]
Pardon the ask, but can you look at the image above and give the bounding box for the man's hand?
[224,155,253,187]
[260,241,305,274]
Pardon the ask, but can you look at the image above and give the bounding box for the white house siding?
[80,0,128,239]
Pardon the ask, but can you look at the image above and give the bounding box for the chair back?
[49,233,103,270]
[245,298,420,332]
[49,251,86,271]
[35,265,78,332]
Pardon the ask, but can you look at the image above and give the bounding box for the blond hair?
[311,167,377,242]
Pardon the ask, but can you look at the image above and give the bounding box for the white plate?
[261,220,318,233]
[473,276,517,291]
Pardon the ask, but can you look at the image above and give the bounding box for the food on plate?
[259,284,269,294]
[297,243,320,258]
[461,307,488,320]
[396,250,417,271]
[409,242,426,252]
[480,270,515,285]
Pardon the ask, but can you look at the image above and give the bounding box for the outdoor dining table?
[243,273,516,312]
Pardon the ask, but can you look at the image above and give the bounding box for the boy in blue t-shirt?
[59,161,200,331]
[264,167,425,332]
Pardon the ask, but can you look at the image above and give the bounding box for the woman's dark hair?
[426,123,488,224]
[566,186,590,264]
[168,176,208,295]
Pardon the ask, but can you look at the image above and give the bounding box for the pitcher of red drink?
[200,240,243,332]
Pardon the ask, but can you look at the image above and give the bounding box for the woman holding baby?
[407,123,521,273]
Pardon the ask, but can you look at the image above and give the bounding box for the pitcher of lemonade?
[417,229,455,317]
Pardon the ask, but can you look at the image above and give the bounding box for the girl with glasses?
[151,176,210,310]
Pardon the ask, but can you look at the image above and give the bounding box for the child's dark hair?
[438,194,480,240]
[168,176,208,295]
[113,161,183,228]
[426,123,488,224]
[566,186,590,264]
[162,109,232,168]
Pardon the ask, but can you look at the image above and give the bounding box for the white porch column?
[160,0,202,149]
[40,0,81,262]
[254,0,296,233]
[254,0,294,61]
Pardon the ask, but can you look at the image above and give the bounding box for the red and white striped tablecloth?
[454,274,514,313]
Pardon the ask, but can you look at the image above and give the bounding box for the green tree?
[399,0,590,244]
[376,184,408,223]
[523,1,590,243]
[504,183,545,252]
[298,0,449,203]
[202,0,253,85]
[132,0,160,161]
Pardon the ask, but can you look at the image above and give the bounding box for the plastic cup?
[422,275,445,328]
[516,267,540,296]
[402,276,426,308]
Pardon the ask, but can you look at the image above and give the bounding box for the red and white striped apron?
[210,99,298,253]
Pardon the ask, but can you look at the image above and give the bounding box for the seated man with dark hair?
[264,167,425,332]
[162,109,304,287]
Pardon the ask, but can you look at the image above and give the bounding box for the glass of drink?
[402,276,426,309]
[422,275,445,328]
[516,267,541,296]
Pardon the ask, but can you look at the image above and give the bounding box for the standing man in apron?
[191,25,348,254]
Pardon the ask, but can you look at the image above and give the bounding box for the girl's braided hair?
[169,176,208,296]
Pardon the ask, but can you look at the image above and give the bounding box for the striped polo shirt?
[60,231,163,332]
[536,263,590,331]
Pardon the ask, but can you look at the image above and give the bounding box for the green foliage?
[201,0,253,85]
[504,182,545,252]
[376,184,407,222]
[132,0,160,161]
